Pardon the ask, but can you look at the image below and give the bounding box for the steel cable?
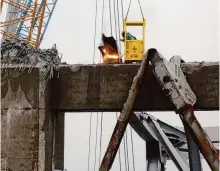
[87,112,93,171]
[92,0,98,64]
[116,0,122,62]
[109,0,113,36]
[113,0,118,41]
[125,0,132,20]
[100,0,105,62]
[99,112,103,166]
[125,130,130,171]
[130,125,136,171]
[116,112,122,171]
[125,0,144,20]
[123,134,128,171]
[137,0,144,20]
[93,112,99,171]
[120,0,124,21]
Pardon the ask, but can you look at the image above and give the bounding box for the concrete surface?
[1,62,219,171]
[1,67,64,171]
[57,62,219,111]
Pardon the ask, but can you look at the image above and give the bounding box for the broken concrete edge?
[1,66,64,170]
[1,62,219,111]
[1,61,219,68]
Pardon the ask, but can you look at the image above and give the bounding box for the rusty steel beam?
[99,51,150,171]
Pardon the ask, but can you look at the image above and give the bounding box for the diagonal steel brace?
[99,50,150,171]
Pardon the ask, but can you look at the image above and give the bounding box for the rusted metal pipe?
[99,50,150,171]
[179,105,220,171]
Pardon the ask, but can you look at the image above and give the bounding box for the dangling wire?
[116,0,122,62]
[113,0,118,41]
[120,0,124,21]
[100,0,105,63]
[93,112,99,171]
[125,0,144,20]
[130,125,136,171]
[116,112,122,171]
[87,112,93,171]
[109,0,113,36]
[99,112,103,166]
[93,0,98,64]
[125,130,130,171]
[123,132,128,171]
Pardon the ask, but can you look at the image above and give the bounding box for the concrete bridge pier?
[1,67,64,171]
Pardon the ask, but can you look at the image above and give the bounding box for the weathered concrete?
[53,112,65,170]
[1,62,219,171]
[56,62,219,111]
[1,67,64,171]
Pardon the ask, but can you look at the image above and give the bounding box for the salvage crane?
[0,0,58,48]
[1,1,219,171]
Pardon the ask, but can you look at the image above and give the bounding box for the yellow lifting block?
[123,20,146,63]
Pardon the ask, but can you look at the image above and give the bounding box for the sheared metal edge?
[99,50,150,171]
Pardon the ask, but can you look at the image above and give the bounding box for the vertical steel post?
[184,126,203,171]
[146,141,165,171]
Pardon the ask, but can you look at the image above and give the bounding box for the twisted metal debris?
[1,38,63,82]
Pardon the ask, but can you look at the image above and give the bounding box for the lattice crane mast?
[0,0,58,48]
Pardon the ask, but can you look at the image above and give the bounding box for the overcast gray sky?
[40,0,219,170]
[1,0,219,170]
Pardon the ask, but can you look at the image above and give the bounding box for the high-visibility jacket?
[125,33,136,40]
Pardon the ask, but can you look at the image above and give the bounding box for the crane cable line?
[123,132,128,171]
[116,112,122,171]
[87,112,93,171]
[99,112,104,166]
[109,0,113,36]
[130,125,136,171]
[92,0,98,64]
[113,0,118,44]
[100,0,106,62]
[125,130,130,171]
[88,0,99,169]
[125,0,144,20]
[93,112,99,171]
[116,0,122,62]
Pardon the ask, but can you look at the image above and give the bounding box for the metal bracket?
[148,49,196,110]
[130,112,190,171]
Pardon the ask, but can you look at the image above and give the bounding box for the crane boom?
[0,0,58,48]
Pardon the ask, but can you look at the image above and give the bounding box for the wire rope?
[100,0,105,62]
[87,112,93,171]
[125,0,144,20]
[130,125,136,171]
[92,0,98,64]
[99,112,103,166]
[93,112,99,171]
[108,0,113,36]
[123,133,128,171]
[116,112,122,171]
[125,130,130,171]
